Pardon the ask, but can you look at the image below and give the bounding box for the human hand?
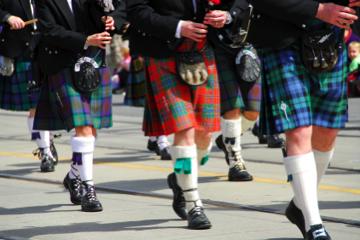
[7,16,25,30]
[316,3,358,29]
[86,31,112,49]
[102,16,115,31]
[180,21,208,42]
[349,0,360,7]
[203,10,227,28]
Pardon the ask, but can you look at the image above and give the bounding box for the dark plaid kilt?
[0,61,40,111]
[124,57,146,107]
[143,40,221,136]
[258,43,348,135]
[214,48,261,115]
[34,67,112,131]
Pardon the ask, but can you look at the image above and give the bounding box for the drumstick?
[24,19,38,26]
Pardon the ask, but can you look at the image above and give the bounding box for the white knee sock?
[197,142,212,166]
[71,136,95,186]
[149,136,157,142]
[157,135,170,151]
[284,152,322,231]
[313,149,334,185]
[221,118,242,168]
[171,145,202,211]
[28,117,53,158]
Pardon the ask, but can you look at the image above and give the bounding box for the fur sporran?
[176,51,208,86]
[73,57,100,94]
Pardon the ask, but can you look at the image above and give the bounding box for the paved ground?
[0,96,359,240]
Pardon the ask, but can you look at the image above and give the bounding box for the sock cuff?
[284,152,316,175]
[171,145,197,159]
[221,118,241,138]
[313,148,334,162]
[37,131,51,148]
[157,135,169,143]
[71,136,95,153]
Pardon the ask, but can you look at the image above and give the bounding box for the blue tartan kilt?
[214,49,261,115]
[258,41,348,135]
[0,61,40,111]
[34,67,113,131]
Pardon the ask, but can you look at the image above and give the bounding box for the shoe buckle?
[313,228,327,239]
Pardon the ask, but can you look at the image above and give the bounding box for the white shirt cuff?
[175,20,184,39]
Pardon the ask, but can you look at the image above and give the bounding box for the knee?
[174,128,195,146]
[312,127,338,151]
[242,111,259,121]
[223,109,241,120]
[285,126,312,154]
[75,126,94,137]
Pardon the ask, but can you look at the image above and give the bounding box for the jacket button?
[302,24,307,28]
[1,39,5,42]
[54,50,58,54]
[25,42,30,46]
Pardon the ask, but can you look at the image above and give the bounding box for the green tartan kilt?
[34,67,113,131]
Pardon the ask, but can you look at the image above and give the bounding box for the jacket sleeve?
[0,1,10,23]
[109,0,128,34]
[249,0,319,25]
[125,0,179,41]
[229,0,249,17]
[35,0,87,53]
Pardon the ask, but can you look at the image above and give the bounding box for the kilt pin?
[143,40,221,136]
[34,67,112,131]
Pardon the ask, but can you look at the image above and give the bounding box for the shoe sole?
[228,176,253,181]
[188,222,212,230]
[81,206,103,212]
[40,167,55,172]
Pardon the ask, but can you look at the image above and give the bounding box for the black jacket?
[35,0,123,75]
[207,0,250,54]
[0,0,39,59]
[127,0,230,58]
[247,0,349,49]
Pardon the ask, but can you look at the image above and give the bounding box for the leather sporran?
[73,57,100,94]
[301,28,340,73]
[176,51,208,86]
[235,44,261,83]
[0,56,14,77]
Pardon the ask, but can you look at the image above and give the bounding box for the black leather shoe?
[160,147,172,160]
[63,173,83,205]
[40,153,56,172]
[285,200,306,237]
[167,173,187,220]
[187,206,212,230]
[228,161,253,181]
[306,224,332,240]
[81,183,103,212]
[216,135,253,181]
[147,139,160,155]
[251,123,268,144]
[50,140,59,165]
[267,134,285,148]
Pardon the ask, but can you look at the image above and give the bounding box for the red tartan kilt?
[143,40,220,136]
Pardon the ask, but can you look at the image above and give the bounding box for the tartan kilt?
[214,48,261,115]
[124,57,146,107]
[0,61,40,111]
[34,67,112,131]
[143,41,221,136]
[258,42,348,135]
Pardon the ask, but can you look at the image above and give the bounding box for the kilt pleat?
[142,41,220,136]
[34,67,112,131]
[0,61,40,111]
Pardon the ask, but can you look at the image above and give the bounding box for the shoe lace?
[85,185,97,201]
[72,178,82,192]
